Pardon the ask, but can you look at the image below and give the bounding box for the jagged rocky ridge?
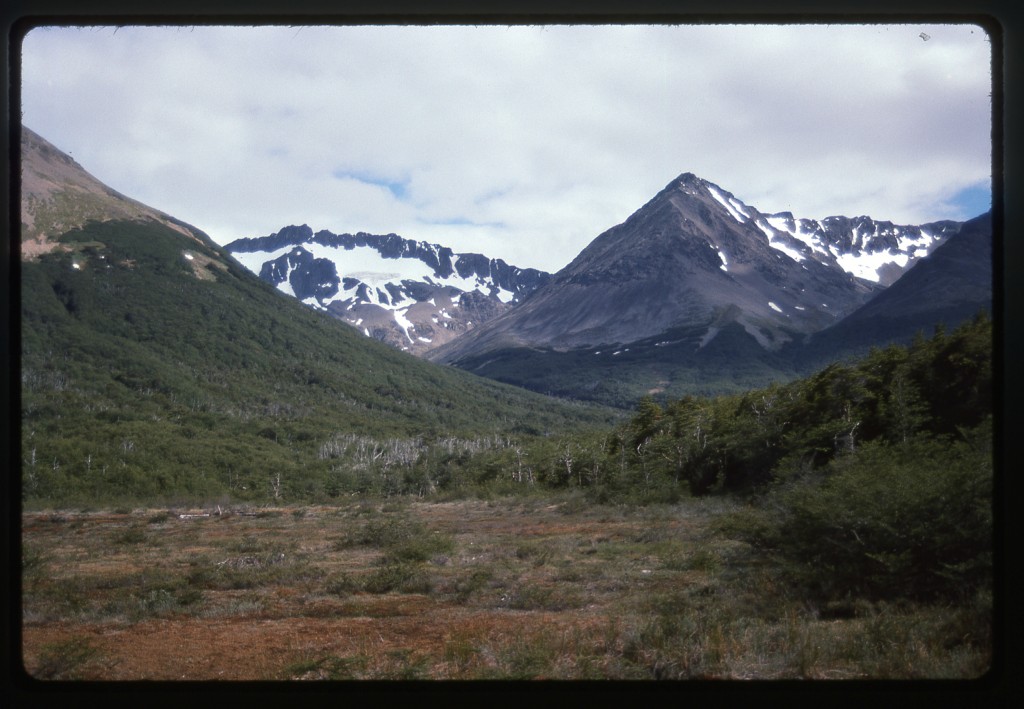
[225,226,551,355]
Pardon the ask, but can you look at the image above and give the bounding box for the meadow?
[21,492,990,681]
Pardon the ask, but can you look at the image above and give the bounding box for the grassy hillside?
[19,218,617,505]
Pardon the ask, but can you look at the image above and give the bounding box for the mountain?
[427,173,964,406]
[17,126,615,502]
[20,126,206,259]
[225,226,551,356]
[796,210,993,366]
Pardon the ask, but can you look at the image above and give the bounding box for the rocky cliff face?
[225,226,551,355]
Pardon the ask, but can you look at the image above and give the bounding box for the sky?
[20,23,992,272]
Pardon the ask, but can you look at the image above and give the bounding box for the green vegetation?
[609,313,993,608]
[611,312,992,498]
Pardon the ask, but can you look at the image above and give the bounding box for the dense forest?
[19,216,994,611]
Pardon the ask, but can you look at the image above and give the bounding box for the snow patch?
[718,250,729,271]
[728,196,752,219]
[756,219,806,262]
[229,244,294,272]
[392,308,416,343]
[835,248,909,283]
[766,215,793,233]
[768,302,783,313]
[707,185,748,223]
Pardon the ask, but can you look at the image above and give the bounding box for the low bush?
[730,424,992,603]
[363,562,431,594]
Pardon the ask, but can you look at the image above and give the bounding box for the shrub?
[113,525,147,545]
[735,425,992,602]
[363,562,431,594]
[325,573,359,597]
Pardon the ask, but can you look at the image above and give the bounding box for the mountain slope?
[225,226,551,356]
[18,126,616,502]
[20,125,203,259]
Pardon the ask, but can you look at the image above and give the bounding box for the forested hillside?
[19,218,615,505]
[22,211,993,555]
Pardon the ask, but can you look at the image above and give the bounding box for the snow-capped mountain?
[427,172,968,404]
[225,225,551,355]
[432,172,961,363]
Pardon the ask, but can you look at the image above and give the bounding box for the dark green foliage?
[728,425,992,603]
[451,322,798,409]
[612,314,993,496]
[20,218,994,612]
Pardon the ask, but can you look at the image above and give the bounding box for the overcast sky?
[20,23,992,272]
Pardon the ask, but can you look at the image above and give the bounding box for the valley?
[16,124,996,684]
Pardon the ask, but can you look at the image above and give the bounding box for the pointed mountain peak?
[672,172,703,186]
[646,172,755,226]
[661,172,713,198]
[658,173,746,211]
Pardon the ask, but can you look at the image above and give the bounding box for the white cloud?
[21,23,991,271]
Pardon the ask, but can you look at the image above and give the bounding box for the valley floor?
[20,495,990,681]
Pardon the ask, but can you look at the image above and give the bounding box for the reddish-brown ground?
[20,500,669,680]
